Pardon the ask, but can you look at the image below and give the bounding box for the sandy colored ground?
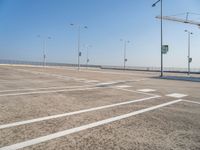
[0,65,199,150]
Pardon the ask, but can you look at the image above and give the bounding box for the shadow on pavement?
[153,76,200,82]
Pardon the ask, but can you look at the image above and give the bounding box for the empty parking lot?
[0,65,200,150]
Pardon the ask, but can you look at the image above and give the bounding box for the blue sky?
[0,0,200,68]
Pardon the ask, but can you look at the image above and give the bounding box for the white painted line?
[96,80,135,87]
[182,100,200,105]
[0,95,160,129]
[15,69,91,83]
[115,87,159,97]
[84,80,99,83]
[0,99,182,150]
[96,82,115,86]
[166,93,188,98]
[73,78,87,81]
[0,87,101,97]
[0,85,90,93]
[116,85,132,88]
[137,89,156,92]
[14,68,147,85]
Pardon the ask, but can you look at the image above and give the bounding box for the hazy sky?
[0,0,200,68]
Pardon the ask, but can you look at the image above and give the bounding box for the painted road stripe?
[137,89,156,92]
[0,99,182,150]
[166,93,188,98]
[0,85,91,93]
[116,85,132,88]
[84,80,99,83]
[15,68,147,85]
[15,69,91,83]
[0,96,160,129]
[183,100,200,105]
[115,87,158,97]
[0,87,101,97]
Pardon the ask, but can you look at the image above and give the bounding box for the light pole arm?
[152,0,161,7]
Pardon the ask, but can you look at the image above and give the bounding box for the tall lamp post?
[184,30,193,76]
[120,39,130,70]
[85,44,92,69]
[152,0,163,77]
[70,24,88,71]
[37,35,51,67]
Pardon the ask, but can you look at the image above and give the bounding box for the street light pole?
[152,0,163,77]
[185,30,193,76]
[160,0,163,77]
[124,41,126,70]
[37,35,51,67]
[43,39,46,67]
[70,24,88,71]
[120,39,130,70]
[78,25,81,70]
[86,47,89,69]
[85,45,92,69]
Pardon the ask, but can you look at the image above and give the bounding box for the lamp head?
[152,3,156,7]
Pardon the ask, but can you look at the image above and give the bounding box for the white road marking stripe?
[115,87,158,97]
[0,99,182,150]
[183,100,200,105]
[84,80,99,83]
[0,85,90,93]
[15,69,90,83]
[96,80,139,87]
[0,87,101,97]
[14,68,147,86]
[116,85,132,88]
[137,89,156,92]
[166,93,188,98]
[0,95,160,129]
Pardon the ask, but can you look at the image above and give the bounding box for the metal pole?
[160,0,163,77]
[43,39,46,67]
[124,41,126,70]
[86,47,88,69]
[78,26,81,71]
[188,32,190,75]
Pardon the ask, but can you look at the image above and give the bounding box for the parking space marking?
[0,95,160,129]
[137,89,156,92]
[15,68,95,83]
[115,85,132,88]
[15,68,148,83]
[0,85,91,93]
[115,87,159,97]
[166,93,188,98]
[0,99,182,150]
[0,87,101,97]
[182,100,200,105]
[84,80,99,83]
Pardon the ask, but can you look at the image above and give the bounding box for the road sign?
[79,52,82,56]
[162,45,169,54]
[189,57,192,63]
